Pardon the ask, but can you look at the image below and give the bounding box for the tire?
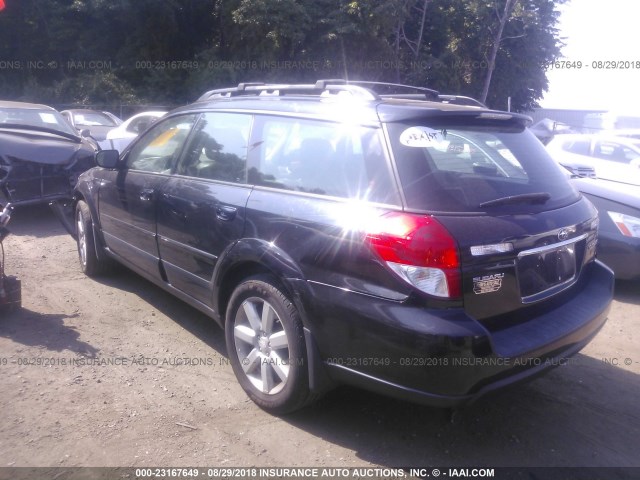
[225,275,311,414]
[75,201,110,277]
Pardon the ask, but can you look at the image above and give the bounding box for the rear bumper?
[307,260,613,407]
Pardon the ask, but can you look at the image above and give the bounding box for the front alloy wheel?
[75,200,110,276]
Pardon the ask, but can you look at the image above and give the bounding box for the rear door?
[156,112,253,306]
[98,114,197,279]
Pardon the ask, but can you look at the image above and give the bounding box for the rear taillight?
[365,212,461,299]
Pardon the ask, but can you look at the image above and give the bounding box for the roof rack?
[342,81,440,100]
[196,80,380,102]
[196,79,487,108]
[437,94,486,108]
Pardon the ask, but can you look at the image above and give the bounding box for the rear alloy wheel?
[75,201,110,276]
[225,275,310,414]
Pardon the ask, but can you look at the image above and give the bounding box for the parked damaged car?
[0,101,97,206]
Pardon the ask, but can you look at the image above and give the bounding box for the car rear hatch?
[434,203,598,321]
[384,109,601,352]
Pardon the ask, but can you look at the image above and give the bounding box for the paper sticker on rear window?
[399,127,446,147]
[39,113,57,124]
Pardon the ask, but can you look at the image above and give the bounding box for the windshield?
[387,122,580,213]
[0,107,78,136]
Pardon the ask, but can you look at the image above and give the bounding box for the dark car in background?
[60,108,122,141]
[53,81,613,414]
[571,177,640,280]
[0,101,97,206]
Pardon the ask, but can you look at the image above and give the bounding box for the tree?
[479,0,519,104]
[0,0,566,111]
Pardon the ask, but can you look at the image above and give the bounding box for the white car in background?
[61,108,122,141]
[546,133,640,185]
[101,111,167,152]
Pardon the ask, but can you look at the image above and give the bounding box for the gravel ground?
[0,205,638,477]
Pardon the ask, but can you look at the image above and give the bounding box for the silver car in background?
[546,134,640,185]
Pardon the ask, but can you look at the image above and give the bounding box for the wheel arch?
[213,238,313,329]
[214,240,334,398]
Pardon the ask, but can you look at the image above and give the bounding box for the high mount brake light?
[366,212,461,298]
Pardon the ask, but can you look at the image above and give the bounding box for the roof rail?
[196,80,379,102]
[343,81,440,100]
[437,94,486,108]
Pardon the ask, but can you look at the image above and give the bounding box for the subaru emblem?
[558,228,569,241]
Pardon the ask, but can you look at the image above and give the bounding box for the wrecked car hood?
[0,128,97,206]
[0,129,89,165]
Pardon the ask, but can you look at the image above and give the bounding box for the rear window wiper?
[479,192,551,208]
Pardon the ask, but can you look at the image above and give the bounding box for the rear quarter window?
[387,122,580,213]
[247,116,400,205]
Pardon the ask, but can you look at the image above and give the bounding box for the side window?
[127,116,151,134]
[564,139,590,155]
[622,146,640,163]
[127,114,197,173]
[177,112,251,183]
[594,141,630,163]
[248,116,399,204]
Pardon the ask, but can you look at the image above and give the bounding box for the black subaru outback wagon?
[53,80,614,414]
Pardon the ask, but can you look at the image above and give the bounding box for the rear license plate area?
[517,242,578,303]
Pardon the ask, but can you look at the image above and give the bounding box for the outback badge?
[473,273,505,294]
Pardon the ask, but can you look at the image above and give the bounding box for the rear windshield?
[387,122,580,213]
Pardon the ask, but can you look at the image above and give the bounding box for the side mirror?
[96,149,120,169]
[79,129,92,138]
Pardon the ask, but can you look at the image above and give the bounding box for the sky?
[540,0,640,113]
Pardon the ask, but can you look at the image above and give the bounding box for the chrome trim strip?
[161,259,211,288]
[517,233,588,258]
[517,233,588,304]
[102,213,157,239]
[102,231,158,259]
[307,280,408,302]
[158,235,218,261]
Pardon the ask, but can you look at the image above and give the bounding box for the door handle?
[139,188,155,201]
[215,205,237,221]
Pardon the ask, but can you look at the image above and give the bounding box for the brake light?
[366,212,461,298]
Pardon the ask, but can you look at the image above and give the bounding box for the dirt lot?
[1,205,639,475]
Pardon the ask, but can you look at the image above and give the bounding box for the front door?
[98,114,197,279]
